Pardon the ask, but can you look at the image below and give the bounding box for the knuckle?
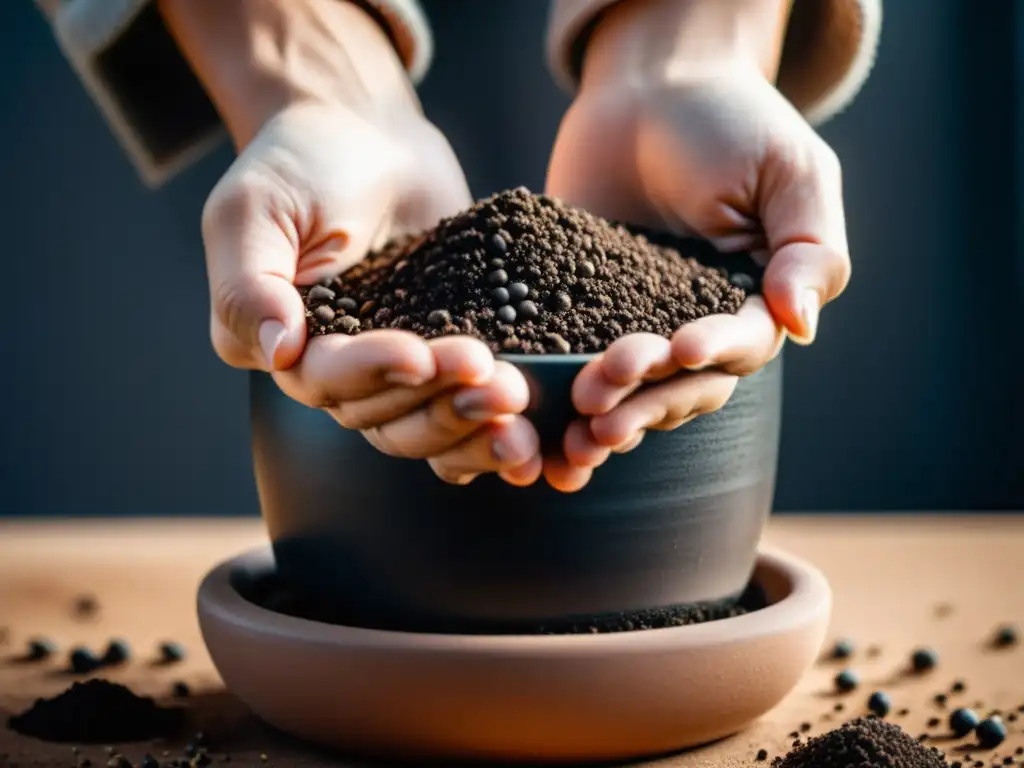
[429,459,470,485]
[211,275,263,339]
[209,316,252,369]
[364,428,408,459]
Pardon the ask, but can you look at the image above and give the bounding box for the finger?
[202,173,308,372]
[759,137,851,344]
[572,334,677,416]
[671,296,785,376]
[357,361,530,458]
[329,337,496,429]
[589,372,738,447]
[427,415,540,484]
[563,419,612,468]
[499,454,544,487]
[272,330,435,408]
[542,457,593,494]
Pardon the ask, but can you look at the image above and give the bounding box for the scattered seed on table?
[935,693,948,707]
[993,625,1018,648]
[26,637,57,661]
[799,722,811,733]
[755,748,768,761]
[830,638,855,659]
[928,717,941,727]
[73,594,99,617]
[897,708,910,716]
[952,680,967,693]
[976,717,1006,749]
[69,647,100,674]
[834,702,845,712]
[101,638,131,666]
[1007,713,1017,723]
[911,647,938,672]
[159,641,187,664]
[952,708,981,737]
[172,681,190,698]
[835,669,859,693]
[868,691,892,717]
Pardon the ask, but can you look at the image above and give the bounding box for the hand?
[163,0,542,486]
[543,0,849,491]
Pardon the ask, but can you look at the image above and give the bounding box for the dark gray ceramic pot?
[250,353,782,634]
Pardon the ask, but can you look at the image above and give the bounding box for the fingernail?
[385,371,429,387]
[453,390,495,421]
[258,320,287,370]
[790,289,820,345]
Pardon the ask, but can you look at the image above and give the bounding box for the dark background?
[0,1,1019,516]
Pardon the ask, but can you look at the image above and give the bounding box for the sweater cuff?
[545,0,882,126]
[37,0,433,189]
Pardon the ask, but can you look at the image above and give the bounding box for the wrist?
[580,0,792,92]
[158,0,422,149]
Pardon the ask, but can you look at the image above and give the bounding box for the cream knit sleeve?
[546,0,883,126]
[34,0,432,188]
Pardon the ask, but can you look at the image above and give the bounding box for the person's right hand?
[164,0,542,486]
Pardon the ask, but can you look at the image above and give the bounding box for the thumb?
[202,177,309,372]
[758,137,851,345]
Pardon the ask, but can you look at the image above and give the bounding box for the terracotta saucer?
[197,546,830,764]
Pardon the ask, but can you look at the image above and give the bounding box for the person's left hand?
[542,5,850,492]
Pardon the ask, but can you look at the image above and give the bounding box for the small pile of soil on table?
[302,187,762,354]
[772,717,950,768]
[243,572,765,635]
[7,679,184,743]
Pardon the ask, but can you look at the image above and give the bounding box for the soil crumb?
[772,717,950,768]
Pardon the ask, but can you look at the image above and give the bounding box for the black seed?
[427,309,451,328]
[313,305,335,323]
[976,717,1006,749]
[835,669,859,693]
[73,594,99,617]
[728,272,755,292]
[307,285,335,303]
[868,691,892,717]
[517,300,538,320]
[491,233,507,252]
[799,722,811,732]
[993,625,1018,648]
[508,282,529,301]
[951,708,981,737]
[496,305,517,324]
[952,680,967,693]
[26,637,57,661]
[172,681,191,698]
[935,693,948,707]
[928,717,941,727]
[338,316,360,333]
[101,639,131,666]
[551,292,572,312]
[756,749,768,761]
[159,641,187,664]
[897,708,910,716]
[337,297,358,314]
[578,261,595,278]
[69,647,100,674]
[911,647,938,672]
[487,269,509,286]
[834,703,845,712]
[491,287,510,305]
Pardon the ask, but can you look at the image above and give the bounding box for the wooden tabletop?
[1,516,1023,768]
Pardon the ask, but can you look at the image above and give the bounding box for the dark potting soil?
[7,679,184,743]
[242,571,767,635]
[301,188,762,354]
[771,717,951,768]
